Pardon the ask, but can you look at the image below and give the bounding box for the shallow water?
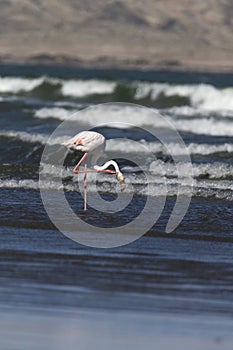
[1,307,233,350]
[0,64,233,348]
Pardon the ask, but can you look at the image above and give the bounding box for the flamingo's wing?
[62,131,106,153]
[80,131,105,152]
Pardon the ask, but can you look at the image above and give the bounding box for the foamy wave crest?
[173,118,233,136]
[33,105,161,129]
[2,161,233,200]
[34,107,78,120]
[0,76,115,97]
[82,105,233,136]
[34,104,233,136]
[107,139,233,156]
[164,106,233,118]
[150,160,233,179]
[135,82,233,112]
[0,179,74,191]
[0,76,59,93]
[1,75,233,114]
[61,80,116,97]
[2,170,233,201]
[42,159,233,184]
[0,130,68,145]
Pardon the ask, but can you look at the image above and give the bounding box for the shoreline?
[1,55,233,75]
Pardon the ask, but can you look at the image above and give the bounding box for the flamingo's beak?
[76,138,83,146]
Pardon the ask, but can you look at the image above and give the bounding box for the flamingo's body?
[63,131,125,211]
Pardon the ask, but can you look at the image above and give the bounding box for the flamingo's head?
[62,137,83,151]
[116,171,126,191]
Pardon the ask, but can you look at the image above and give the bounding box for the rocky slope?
[0,0,232,71]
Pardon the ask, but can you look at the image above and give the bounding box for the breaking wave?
[0,76,115,97]
[107,139,233,156]
[1,170,233,201]
[149,160,233,180]
[1,76,233,115]
[34,107,78,121]
[33,104,233,136]
[61,80,116,97]
[0,130,67,145]
[1,130,233,156]
[0,76,49,93]
[135,82,233,112]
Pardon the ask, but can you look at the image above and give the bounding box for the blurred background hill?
[0,0,232,71]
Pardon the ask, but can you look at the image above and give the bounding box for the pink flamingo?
[63,131,125,211]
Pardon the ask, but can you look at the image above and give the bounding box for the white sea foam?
[0,179,73,191]
[42,158,233,181]
[150,160,233,179]
[0,76,59,93]
[1,171,233,201]
[0,76,115,97]
[61,80,116,97]
[1,157,233,199]
[0,77,44,93]
[34,107,78,120]
[33,105,167,129]
[135,82,233,112]
[172,118,233,136]
[0,130,67,146]
[107,139,233,156]
[34,103,233,136]
[164,106,233,118]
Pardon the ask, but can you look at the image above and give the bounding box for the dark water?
[0,64,233,348]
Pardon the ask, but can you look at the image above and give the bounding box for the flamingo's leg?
[73,152,88,174]
[83,162,87,211]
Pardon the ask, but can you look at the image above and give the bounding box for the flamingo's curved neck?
[94,160,120,173]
